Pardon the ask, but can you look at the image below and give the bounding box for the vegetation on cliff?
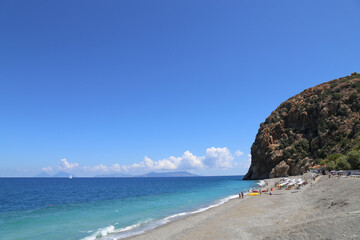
[244,73,360,180]
[321,150,360,171]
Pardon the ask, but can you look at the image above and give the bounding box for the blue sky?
[1,0,360,177]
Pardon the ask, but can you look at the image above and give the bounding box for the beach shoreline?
[124,173,360,240]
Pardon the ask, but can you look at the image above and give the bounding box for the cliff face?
[244,73,360,180]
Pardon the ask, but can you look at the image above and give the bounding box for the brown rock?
[244,73,360,180]
[269,161,289,178]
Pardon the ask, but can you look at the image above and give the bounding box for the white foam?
[164,212,189,221]
[81,225,115,240]
[192,194,238,214]
[81,220,153,240]
[81,193,248,240]
[155,196,239,228]
[114,222,141,233]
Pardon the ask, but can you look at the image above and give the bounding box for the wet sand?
[126,174,360,240]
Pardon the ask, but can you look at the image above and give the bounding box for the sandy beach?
[127,174,360,240]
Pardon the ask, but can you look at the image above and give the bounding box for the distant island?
[245,73,360,180]
[94,173,132,178]
[95,171,198,178]
[138,171,198,177]
[34,171,75,178]
[34,171,52,177]
[34,171,198,178]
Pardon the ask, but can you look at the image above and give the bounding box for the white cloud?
[143,156,154,168]
[126,147,233,171]
[43,148,247,175]
[41,166,53,173]
[204,147,234,168]
[110,163,122,171]
[82,163,127,173]
[118,152,204,172]
[238,154,251,170]
[235,150,244,157]
[59,158,79,171]
[92,164,108,172]
[178,151,205,170]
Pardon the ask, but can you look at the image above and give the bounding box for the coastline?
[80,176,257,240]
[124,173,360,240]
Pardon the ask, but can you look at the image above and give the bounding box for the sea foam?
[81,222,143,240]
[83,194,242,240]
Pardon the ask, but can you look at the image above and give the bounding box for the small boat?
[248,192,259,196]
[69,174,72,179]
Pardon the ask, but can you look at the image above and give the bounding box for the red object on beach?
[261,190,267,192]
[252,190,259,193]
[271,188,274,191]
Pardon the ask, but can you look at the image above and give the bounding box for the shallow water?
[0,176,257,240]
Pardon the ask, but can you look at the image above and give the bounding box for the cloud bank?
[46,147,250,174]
[41,166,53,173]
[59,158,79,171]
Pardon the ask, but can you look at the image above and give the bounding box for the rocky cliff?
[244,73,360,180]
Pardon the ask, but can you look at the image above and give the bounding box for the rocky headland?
[244,73,360,180]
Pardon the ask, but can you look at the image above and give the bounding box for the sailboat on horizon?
[69,174,72,179]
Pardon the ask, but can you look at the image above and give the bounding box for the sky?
[1,0,360,177]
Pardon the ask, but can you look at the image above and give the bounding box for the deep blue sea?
[0,176,257,240]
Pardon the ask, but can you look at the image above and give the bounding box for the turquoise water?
[0,177,257,240]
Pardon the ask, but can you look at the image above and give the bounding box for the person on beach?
[239,193,241,199]
[241,192,244,199]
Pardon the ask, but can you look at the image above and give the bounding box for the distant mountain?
[52,171,74,178]
[34,171,51,177]
[139,171,198,177]
[94,173,132,178]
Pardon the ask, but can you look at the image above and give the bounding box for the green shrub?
[299,139,309,150]
[348,93,358,103]
[283,147,295,159]
[294,139,309,152]
[329,122,339,131]
[352,82,360,93]
[337,107,348,116]
[321,153,342,170]
[349,121,360,138]
[351,101,360,112]
[326,153,342,162]
[346,150,360,169]
[318,121,328,133]
[336,156,351,170]
[316,149,327,159]
[323,88,332,97]
[332,92,343,100]
[280,137,294,149]
[326,161,336,171]
[340,137,351,148]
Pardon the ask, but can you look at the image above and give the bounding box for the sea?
[0,176,257,240]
